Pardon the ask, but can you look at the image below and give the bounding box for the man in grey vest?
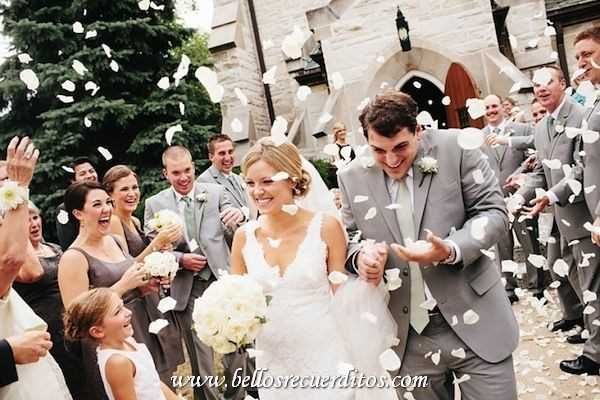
[339,90,518,399]
[514,65,600,375]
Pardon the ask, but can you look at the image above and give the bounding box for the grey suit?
[197,166,251,211]
[578,98,600,219]
[339,129,519,399]
[144,184,246,400]
[517,96,600,363]
[483,122,540,294]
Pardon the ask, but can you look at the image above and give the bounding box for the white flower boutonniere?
[196,193,208,203]
[417,156,438,187]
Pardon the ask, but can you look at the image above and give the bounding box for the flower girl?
[63,288,178,400]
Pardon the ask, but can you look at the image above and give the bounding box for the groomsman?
[55,157,98,250]
[482,94,537,302]
[339,90,518,399]
[514,66,600,375]
[144,146,246,400]
[197,134,251,215]
[573,27,600,245]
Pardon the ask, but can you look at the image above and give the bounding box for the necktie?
[492,127,502,159]
[228,175,242,200]
[181,196,197,242]
[547,115,555,141]
[493,127,501,136]
[394,178,430,333]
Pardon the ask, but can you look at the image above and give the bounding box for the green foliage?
[309,158,338,189]
[0,0,220,241]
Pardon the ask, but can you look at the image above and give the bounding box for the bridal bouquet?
[192,273,268,354]
[143,251,179,280]
[147,209,182,231]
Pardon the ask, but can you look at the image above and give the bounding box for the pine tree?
[0,0,220,238]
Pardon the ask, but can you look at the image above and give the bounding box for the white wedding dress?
[242,212,398,400]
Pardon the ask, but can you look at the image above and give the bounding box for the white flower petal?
[379,348,401,371]
[454,373,471,385]
[57,209,70,224]
[262,66,278,85]
[101,44,112,58]
[165,124,183,145]
[150,2,165,10]
[84,117,92,128]
[328,271,348,285]
[417,111,434,126]
[97,146,112,161]
[157,76,170,90]
[364,207,377,220]
[470,216,488,240]
[85,30,97,39]
[584,222,600,235]
[138,0,150,10]
[480,248,496,260]
[431,350,441,365]
[457,128,485,150]
[583,290,597,304]
[441,96,451,106]
[501,260,518,274]
[157,296,177,313]
[179,102,185,115]
[323,143,339,157]
[583,305,596,315]
[109,60,119,72]
[62,80,76,92]
[19,69,40,91]
[466,98,486,119]
[73,22,84,34]
[413,81,422,89]
[17,53,32,64]
[281,34,303,59]
[230,118,243,133]
[552,259,569,278]
[544,25,556,36]
[281,204,298,215]
[451,348,466,359]
[57,95,74,104]
[541,159,561,170]
[472,169,485,184]
[353,195,369,203]
[271,172,289,181]
[330,72,344,90]
[267,237,281,248]
[463,309,480,325]
[318,112,333,125]
[532,68,552,86]
[234,88,249,107]
[270,116,288,141]
[528,254,546,269]
[149,319,169,334]
[296,86,311,102]
[72,60,88,76]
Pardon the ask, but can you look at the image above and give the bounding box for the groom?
[338,91,519,399]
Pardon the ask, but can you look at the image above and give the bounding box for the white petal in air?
[353,195,369,203]
[584,305,596,315]
[17,53,32,64]
[532,68,552,86]
[19,69,40,91]
[544,25,556,36]
[57,209,70,224]
[431,350,441,365]
[318,112,333,125]
[281,204,299,215]
[330,72,344,90]
[416,111,434,126]
[84,117,92,128]
[165,124,183,145]
[323,143,339,157]
[101,44,112,58]
[328,271,348,285]
[271,172,289,181]
[357,97,370,111]
[552,259,569,278]
[230,118,243,133]
[109,60,119,72]
[57,95,74,103]
[149,319,169,334]
[157,296,177,313]
[541,159,561,170]
[281,34,303,59]
[528,254,546,269]
[472,169,485,184]
[501,260,518,274]
[470,216,488,240]
[509,81,521,94]
[364,207,377,220]
[451,348,466,359]
[234,88,249,107]
[262,66,278,85]
[179,102,185,115]
[262,39,274,50]
[296,86,311,102]
[465,98,486,119]
[149,2,165,10]
[84,81,100,96]
[583,290,598,304]
[157,77,170,90]
[463,309,480,325]
[267,237,281,248]
[480,248,496,260]
[85,30,97,39]
[457,128,485,150]
[379,349,401,371]
[73,22,85,34]
[62,80,76,92]
[138,0,150,10]
[270,116,288,141]
[97,146,112,161]
[441,96,451,106]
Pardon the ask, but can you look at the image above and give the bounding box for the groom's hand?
[356,242,387,285]
[180,254,207,272]
[220,207,244,229]
[391,230,452,265]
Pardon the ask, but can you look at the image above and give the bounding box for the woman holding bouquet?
[229,138,397,400]
[57,182,183,400]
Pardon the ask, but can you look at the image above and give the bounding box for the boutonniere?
[417,156,438,187]
[196,193,208,203]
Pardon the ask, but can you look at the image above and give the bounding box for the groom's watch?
[441,241,456,264]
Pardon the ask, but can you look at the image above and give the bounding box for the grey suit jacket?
[579,98,600,218]
[144,183,233,311]
[482,122,534,193]
[338,129,518,364]
[517,97,592,241]
[197,165,250,211]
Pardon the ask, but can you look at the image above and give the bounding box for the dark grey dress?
[71,237,183,398]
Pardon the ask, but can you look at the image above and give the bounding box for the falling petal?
[85,30,97,39]
[150,1,165,10]
[318,112,333,125]
[385,269,400,281]
[270,116,288,139]
[281,33,303,59]
[84,117,92,128]
[149,319,169,334]
[17,53,32,64]
[109,60,119,72]
[234,88,249,106]
[101,44,112,58]
[157,76,170,90]
[57,209,70,224]
[323,143,339,157]
[296,86,311,102]
[472,169,485,184]
[441,96,451,106]
[457,128,485,150]
[165,124,183,145]
[583,290,597,304]
[19,69,40,91]
[62,80,76,92]
[386,203,401,210]
[364,207,377,220]
[328,271,348,285]
[466,98,486,119]
[138,0,150,10]
[583,305,596,315]
[528,254,546,269]
[72,60,88,75]
[527,38,539,49]
[188,239,199,252]
[157,296,177,313]
[552,259,569,278]
[179,102,185,115]
[501,260,518,274]
[281,204,299,215]
[361,312,378,324]
[532,68,552,86]
[509,81,521,94]
[263,39,274,50]
[431,350,441,365]
[267,237,282,248]
[544,26,556,36]
[97,146,112,161]
[230,118,243,133]
[584,222,600,235]
[353,195,369,203]
[357,97,370,111]
[72,22,84,34]
[416,111,434,126]
[541,159,561,169]
[454,373,471,385]
[57,95,74,103]
[379,349,401,371]
[463,309,480,325]
[271,172,289,181]
[480,248,496,260]
[330,72,344,90]
[451,348,466,359]
[470,216,489,240]
[262,66,278,85]
[173,54,191,82]
[207,85,224,103]
[61,166,74,174]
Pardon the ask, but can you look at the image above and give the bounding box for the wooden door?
[444,63,484,129]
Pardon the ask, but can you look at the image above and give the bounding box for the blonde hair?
[332,122,346,142]
[241,138,311,197]
[63,288,114,341]
[0,160,6,168]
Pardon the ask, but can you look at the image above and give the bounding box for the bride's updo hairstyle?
[242,138,312,197]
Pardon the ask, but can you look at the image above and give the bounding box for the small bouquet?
[143,251,179,280]
[192,273,268,354]
[147,209,182,231]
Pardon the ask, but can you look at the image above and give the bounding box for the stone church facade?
[208,0,600,160]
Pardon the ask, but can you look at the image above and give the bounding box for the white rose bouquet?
[192,273,268,354]
[147,209,182,231]
[143,251,179,280]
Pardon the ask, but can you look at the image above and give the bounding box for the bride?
[230,138,398,400]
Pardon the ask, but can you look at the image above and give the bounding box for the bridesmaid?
[102,165,185,383]
[57,182,181,400]
[12,202,84,398]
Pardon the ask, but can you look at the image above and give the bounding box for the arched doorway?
[444,63,484,129]
[399,75,448,129]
